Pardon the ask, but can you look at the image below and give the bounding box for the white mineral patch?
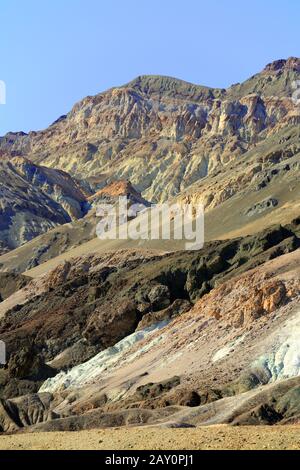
[212,335,246,363]
[255,310,300,381]
[40,320,169,393]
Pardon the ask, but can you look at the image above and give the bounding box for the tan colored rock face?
[1,247,300,433]
[1,59,299,205]
[2,60,300,437]
[1,59,300,274]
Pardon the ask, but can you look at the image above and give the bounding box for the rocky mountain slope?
[0,272,29,301]
[1,58,299,206]
[177,124,300,238]
[1,120,300,277]
[0,58,299,271]
[0,222,299,386]
[0,58,300,437]
[0,156,90,254]
[1,227,300,432]
[0,179,150,273]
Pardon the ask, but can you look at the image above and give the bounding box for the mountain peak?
[125,74,224,100]
[127,74,196,88]
[263,57,300,73]
[88,179,150,206]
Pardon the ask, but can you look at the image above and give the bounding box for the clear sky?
[0,0,299,135]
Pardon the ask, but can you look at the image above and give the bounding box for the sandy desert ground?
[0,426,300,451]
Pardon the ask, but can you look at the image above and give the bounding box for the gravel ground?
[0,425,300,450]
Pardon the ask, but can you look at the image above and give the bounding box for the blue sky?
[0,0,299,135]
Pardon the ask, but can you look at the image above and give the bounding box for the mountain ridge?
[1,58,300,438]
[1,57,299,206]
[0,57,300,269]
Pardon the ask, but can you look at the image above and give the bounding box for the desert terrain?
[1,58,300,451]
[1,426,300,450]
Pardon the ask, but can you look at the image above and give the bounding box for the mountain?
[1,58,299,205]
[0,178,150,272]
[177,124,300,239]
[0,57,300,273]
[0,156,89,254]
[1,222,300,431]
[1,58,300,441]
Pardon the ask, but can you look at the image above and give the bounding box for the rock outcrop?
[0,157,89,253]
[0,59,299,205]
[1,244,300,432]
[1,58,300,436]
[0,220,300,401]
[0,273,29,301]
[0,161,149,261]
[0,59,299,270]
